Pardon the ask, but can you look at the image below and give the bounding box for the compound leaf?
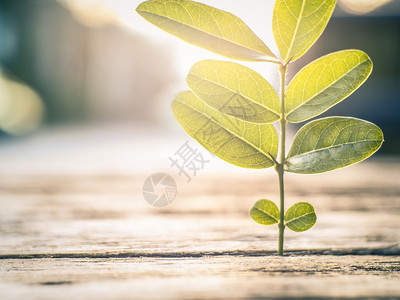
[250,199,279,225]
[172,91,278,169]
[285,202,316,232]
[286,50,373,123]
[285,117,384,174]
[137,0,277,62]
[187,60,281,123]
[273,0,336,63]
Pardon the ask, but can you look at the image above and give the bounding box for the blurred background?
[0,0,399,174]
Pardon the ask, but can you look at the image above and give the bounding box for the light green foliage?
[171,91,278,169]
[136,0,276,61]
[137,0,384,255]
[285,202,317,232]
[250,199,279,225]
[187,60,281,123]
[272,0,336,63]
[286,117,384,174]
[286,50,373,123]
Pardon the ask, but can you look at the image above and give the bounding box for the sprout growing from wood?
[137,0,384,255]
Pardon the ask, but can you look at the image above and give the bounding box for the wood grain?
[1,157,399,299]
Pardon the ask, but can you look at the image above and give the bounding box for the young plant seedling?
[137,0,384,255]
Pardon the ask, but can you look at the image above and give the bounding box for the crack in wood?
[1,245,399,260]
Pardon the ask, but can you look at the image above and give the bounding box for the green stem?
[277,63,288,256]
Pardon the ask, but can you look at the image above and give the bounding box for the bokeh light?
[339,0,392,15]
[58,0,118,27]
[0,70,45,135]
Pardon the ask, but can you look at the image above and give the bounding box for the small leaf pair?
[250,200,316,232]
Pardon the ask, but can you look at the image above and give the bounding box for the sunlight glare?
[59,0,278,87]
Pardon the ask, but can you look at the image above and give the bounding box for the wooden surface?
[0,146,400,299]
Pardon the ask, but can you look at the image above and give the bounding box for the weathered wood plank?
[0,158,399,299]
[1,256,400,299]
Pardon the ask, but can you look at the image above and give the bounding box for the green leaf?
[285,202,316,232]
[250,199,279,225]
[272,0,336,63]
[137,0,277,62]
[171,91,278,169]
[286,50,373,123]
[285,117,384,174]
[186,60,281,124]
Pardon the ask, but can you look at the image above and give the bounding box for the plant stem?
[277,63,288,256]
